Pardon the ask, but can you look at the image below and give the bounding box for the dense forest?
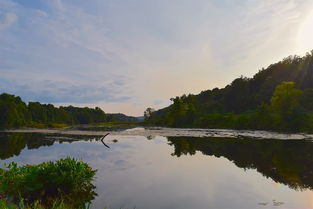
[0,93,137,129]
[145,51,313,132]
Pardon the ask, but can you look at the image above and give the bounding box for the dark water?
[1,132,313,209]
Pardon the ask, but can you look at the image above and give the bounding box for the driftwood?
[100,133,110,148]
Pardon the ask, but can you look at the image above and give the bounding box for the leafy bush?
[0,158,97,208]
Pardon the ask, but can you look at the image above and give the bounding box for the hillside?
[106,113,140,123]
[145,51,313,132]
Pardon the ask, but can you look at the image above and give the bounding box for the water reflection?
[1,133,313,208]
[2,133,313,193]
[0,133,101,160]
[0,133,54,160]
[168,137,313,191]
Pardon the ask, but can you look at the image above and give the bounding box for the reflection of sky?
[1,135,313,209]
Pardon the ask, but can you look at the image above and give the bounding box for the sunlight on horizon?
[297,10,313,55]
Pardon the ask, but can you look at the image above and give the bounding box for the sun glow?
[297,11,313,54]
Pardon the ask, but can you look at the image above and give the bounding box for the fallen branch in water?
[101,133,110,148]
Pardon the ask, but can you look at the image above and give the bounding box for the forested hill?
[145,51,313,132]
[0,93,138,129]
[106,113,139,123]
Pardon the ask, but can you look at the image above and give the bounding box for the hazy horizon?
[1,0,313,115]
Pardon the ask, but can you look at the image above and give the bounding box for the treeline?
[145,51,313,132]
[0,93,106,129]
[106,113,139,123]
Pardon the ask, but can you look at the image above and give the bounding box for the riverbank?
[2,127,313,140]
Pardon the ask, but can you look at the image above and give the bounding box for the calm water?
[1,132,313,209]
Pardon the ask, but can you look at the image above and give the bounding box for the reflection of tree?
[168,137,313,191]
[0,133,107,160]
[0,133,55,160]
[146,135,155,140]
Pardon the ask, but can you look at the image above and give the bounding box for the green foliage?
[270,82,307,131]
[144,108,155,120]
[270,82,303,116]
[146,51,313,132]
[146,82,313,132]
[106,113,139,123]
[0,93,108,129]
[27,123,69,129]
[0,199,16,209]
[63,106,106,124]
[0,94,31,129]
[0,158,97,208]
[0,198,78,209]
[301,89,313,112]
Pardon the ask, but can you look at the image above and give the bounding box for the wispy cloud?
[0,12,17,31]
[1,0,313,115]
[0,78,130,103]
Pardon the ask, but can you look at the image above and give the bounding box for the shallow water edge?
[2,127,313,140]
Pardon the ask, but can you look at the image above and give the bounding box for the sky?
[1,0,313,116]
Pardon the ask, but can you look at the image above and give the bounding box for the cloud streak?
[0,78,130,103]
[1,0,313,115]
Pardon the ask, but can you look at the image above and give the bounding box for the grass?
[74,122,138,131]
[0,158,97,209]
[24,121,138,130]
[25,122,69,129]
[0,198,79,209]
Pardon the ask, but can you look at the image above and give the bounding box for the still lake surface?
[1,130,313,209]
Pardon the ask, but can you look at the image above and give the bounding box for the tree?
[301,89,313,112]
[0,93,30,129]
[28,102,48,123]
[144,108,155,120]
[0,93,108,129]
[270,82,304,130]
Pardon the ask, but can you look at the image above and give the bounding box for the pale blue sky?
[1,0,313,115]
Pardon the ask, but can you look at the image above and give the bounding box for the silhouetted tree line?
[145,51,313,132]
[0,93,106,129]
[106,113,139,123]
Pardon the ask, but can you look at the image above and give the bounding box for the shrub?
[0,158,97,208]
